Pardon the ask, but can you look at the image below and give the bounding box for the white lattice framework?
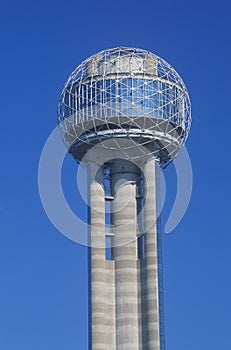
[58,47,192,165]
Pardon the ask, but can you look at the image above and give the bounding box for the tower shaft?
[88,158,164,350]
[111,160,140,349]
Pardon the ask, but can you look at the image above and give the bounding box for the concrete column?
[143,158,161,350]
[111,159,140,350]
[89,163,116,350]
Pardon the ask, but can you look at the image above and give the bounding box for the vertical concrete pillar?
[143,158,161,350]
[89,163,116,350]
[111,159,140,350]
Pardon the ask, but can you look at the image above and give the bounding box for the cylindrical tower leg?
[89,163,109,349]
[143,158,161,350]
[111,159,140,350]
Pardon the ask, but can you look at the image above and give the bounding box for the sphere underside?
[58,47,191,164]
[67,116,183,164]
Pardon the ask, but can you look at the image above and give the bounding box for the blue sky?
[0,0,231,349]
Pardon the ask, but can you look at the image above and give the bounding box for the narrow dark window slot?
[138,234,145,259]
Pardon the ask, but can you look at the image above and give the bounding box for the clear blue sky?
[0,0,231,349]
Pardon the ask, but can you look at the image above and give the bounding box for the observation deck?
[58,47,191,164]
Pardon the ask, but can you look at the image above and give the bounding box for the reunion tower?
[57,47,192,350]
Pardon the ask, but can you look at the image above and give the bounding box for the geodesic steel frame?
[58,47,192,165]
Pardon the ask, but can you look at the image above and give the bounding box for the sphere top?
[58,47,192,165]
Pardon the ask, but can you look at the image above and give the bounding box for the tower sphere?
[58,47,192,165]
